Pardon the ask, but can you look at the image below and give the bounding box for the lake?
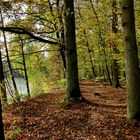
[5,78,29,99]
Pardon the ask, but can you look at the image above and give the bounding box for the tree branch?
[0,26,60,45]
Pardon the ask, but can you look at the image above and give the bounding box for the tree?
[48,0,66,77]
[121,0,140,122]
[18,35,31,98]
[63,0,84,101]
[89,0,112,85]
[0,10,20,102]
[111,0,121,88]
[77,3,96,78]
[0,99,5,140]
[0,49,7,103]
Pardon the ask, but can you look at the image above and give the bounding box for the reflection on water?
[5,78,29,97]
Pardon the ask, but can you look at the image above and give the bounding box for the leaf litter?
[3,80,140,140]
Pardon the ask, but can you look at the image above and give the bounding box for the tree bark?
[0,10,20,102]
[0,49,7,103]
[0,99,5,140]
[122,0,140,122]
[63,0,83,100]
[48,0,66,78]
[112,0,121,88]
[19,36,31,98]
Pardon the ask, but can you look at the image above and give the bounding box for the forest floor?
[3,80,140,140]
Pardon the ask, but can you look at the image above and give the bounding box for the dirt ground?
[3,80,140,140]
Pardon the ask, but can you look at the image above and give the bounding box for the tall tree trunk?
[63,0,83,100]
[77,4,96,78]
[90,0,112,85]
[0,49,7,103]
[0,99,5,140]
[0,10,20,102]
[48,0,66,77]
[19,36,31,98]
[85,40,96,78]
[11,9,31,98]
[56,0,67,77]
[122,0,140,122]
[112,0,121,88]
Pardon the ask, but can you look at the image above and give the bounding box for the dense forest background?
[0,0,140,139]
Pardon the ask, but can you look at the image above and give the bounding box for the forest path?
[3,80,140,140]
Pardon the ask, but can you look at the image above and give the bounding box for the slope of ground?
[3,80,140,140]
